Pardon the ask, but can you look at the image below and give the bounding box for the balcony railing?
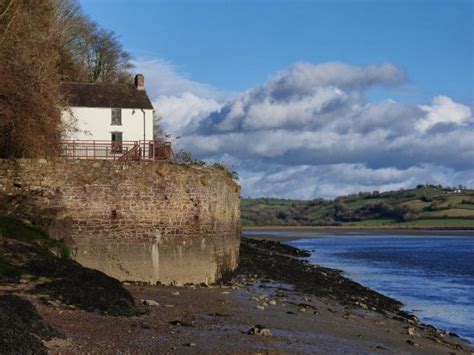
[60,140,173,161]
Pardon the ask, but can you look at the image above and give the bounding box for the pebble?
[184,342,196,347]
[140,323,151,329]
[298,306,306,312]
[247,325,272,336]
[256,305,265,310]
[268,300,277,305]
[407,327,417,336]
[141,299,160,307]
[171,291,180,296]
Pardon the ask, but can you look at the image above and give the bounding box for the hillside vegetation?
[242,185,474,228]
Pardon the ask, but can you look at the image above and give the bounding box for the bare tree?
[0,0,135,158]
[0,0,64,158]
[51,0,133,83]
[87,28,133,83]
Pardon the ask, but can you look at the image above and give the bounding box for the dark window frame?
[111,131,123,153]
[111,108,122,125]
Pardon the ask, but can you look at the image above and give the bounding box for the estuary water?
[243,230,474,343]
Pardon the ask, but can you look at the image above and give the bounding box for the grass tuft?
[0,217,69,258]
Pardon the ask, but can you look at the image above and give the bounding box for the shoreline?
[1,236,473,353]
[237,237,474,350]
[243,226,474,242]
[243,225,474,232]
[243,234,474,345]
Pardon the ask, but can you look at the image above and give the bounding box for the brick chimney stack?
[134,74,145,90]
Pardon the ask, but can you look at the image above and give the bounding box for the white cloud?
[153,93,221,134]
[268,62,405,94]
[132,59,221,98]
[242,164,474,200]
[417,95,472,132]
[133,58,228,138]
[136,59,474,199]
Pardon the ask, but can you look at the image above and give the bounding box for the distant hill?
[241,185,474,228]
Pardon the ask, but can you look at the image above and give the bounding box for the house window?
[111,108,122,125]
[111,131,123,153]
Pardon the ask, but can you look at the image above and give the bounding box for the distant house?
[61,74,154,145]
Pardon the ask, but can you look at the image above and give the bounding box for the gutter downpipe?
[141,109,146,158]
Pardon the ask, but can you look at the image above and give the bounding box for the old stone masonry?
[0,159,241,285]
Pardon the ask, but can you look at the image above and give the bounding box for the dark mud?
[237,237,402,314]
[242,237,311,257]
[0,294,62,354]
[0,239,137,316]
[29,258,137,316]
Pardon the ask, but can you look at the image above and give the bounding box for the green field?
[401,219,474,228]
[242,186,474,229]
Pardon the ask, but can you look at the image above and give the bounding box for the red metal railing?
[60,140,173,161]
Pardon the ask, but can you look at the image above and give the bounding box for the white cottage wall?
[63,107,154,142]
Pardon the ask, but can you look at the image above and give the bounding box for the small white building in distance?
[61,74,154,145]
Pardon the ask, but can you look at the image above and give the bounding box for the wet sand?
[1,237,473,354]
[37,282,472,354]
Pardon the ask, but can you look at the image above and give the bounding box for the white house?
[61,74,154,146]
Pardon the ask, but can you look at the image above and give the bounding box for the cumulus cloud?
[242,164,474,199]
[417,95,472,132]
[153,93,220,134]
[133,58,228,136]
[197,62,405,134]
[137,59,473,199]
[267,61,405,93]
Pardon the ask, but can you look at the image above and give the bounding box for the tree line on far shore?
[0,0,133,158]
[242,185,474,227]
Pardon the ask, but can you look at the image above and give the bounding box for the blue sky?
[80,0,473,199]
[81,0,472,103]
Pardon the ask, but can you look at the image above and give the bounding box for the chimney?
[134,74,145,90]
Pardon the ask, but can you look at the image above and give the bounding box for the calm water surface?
[244,230,474,343]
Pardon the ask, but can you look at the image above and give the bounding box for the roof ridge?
[60,81,130,85]
[60,81,153,109]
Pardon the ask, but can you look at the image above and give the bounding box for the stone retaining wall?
[0,159,241,285]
